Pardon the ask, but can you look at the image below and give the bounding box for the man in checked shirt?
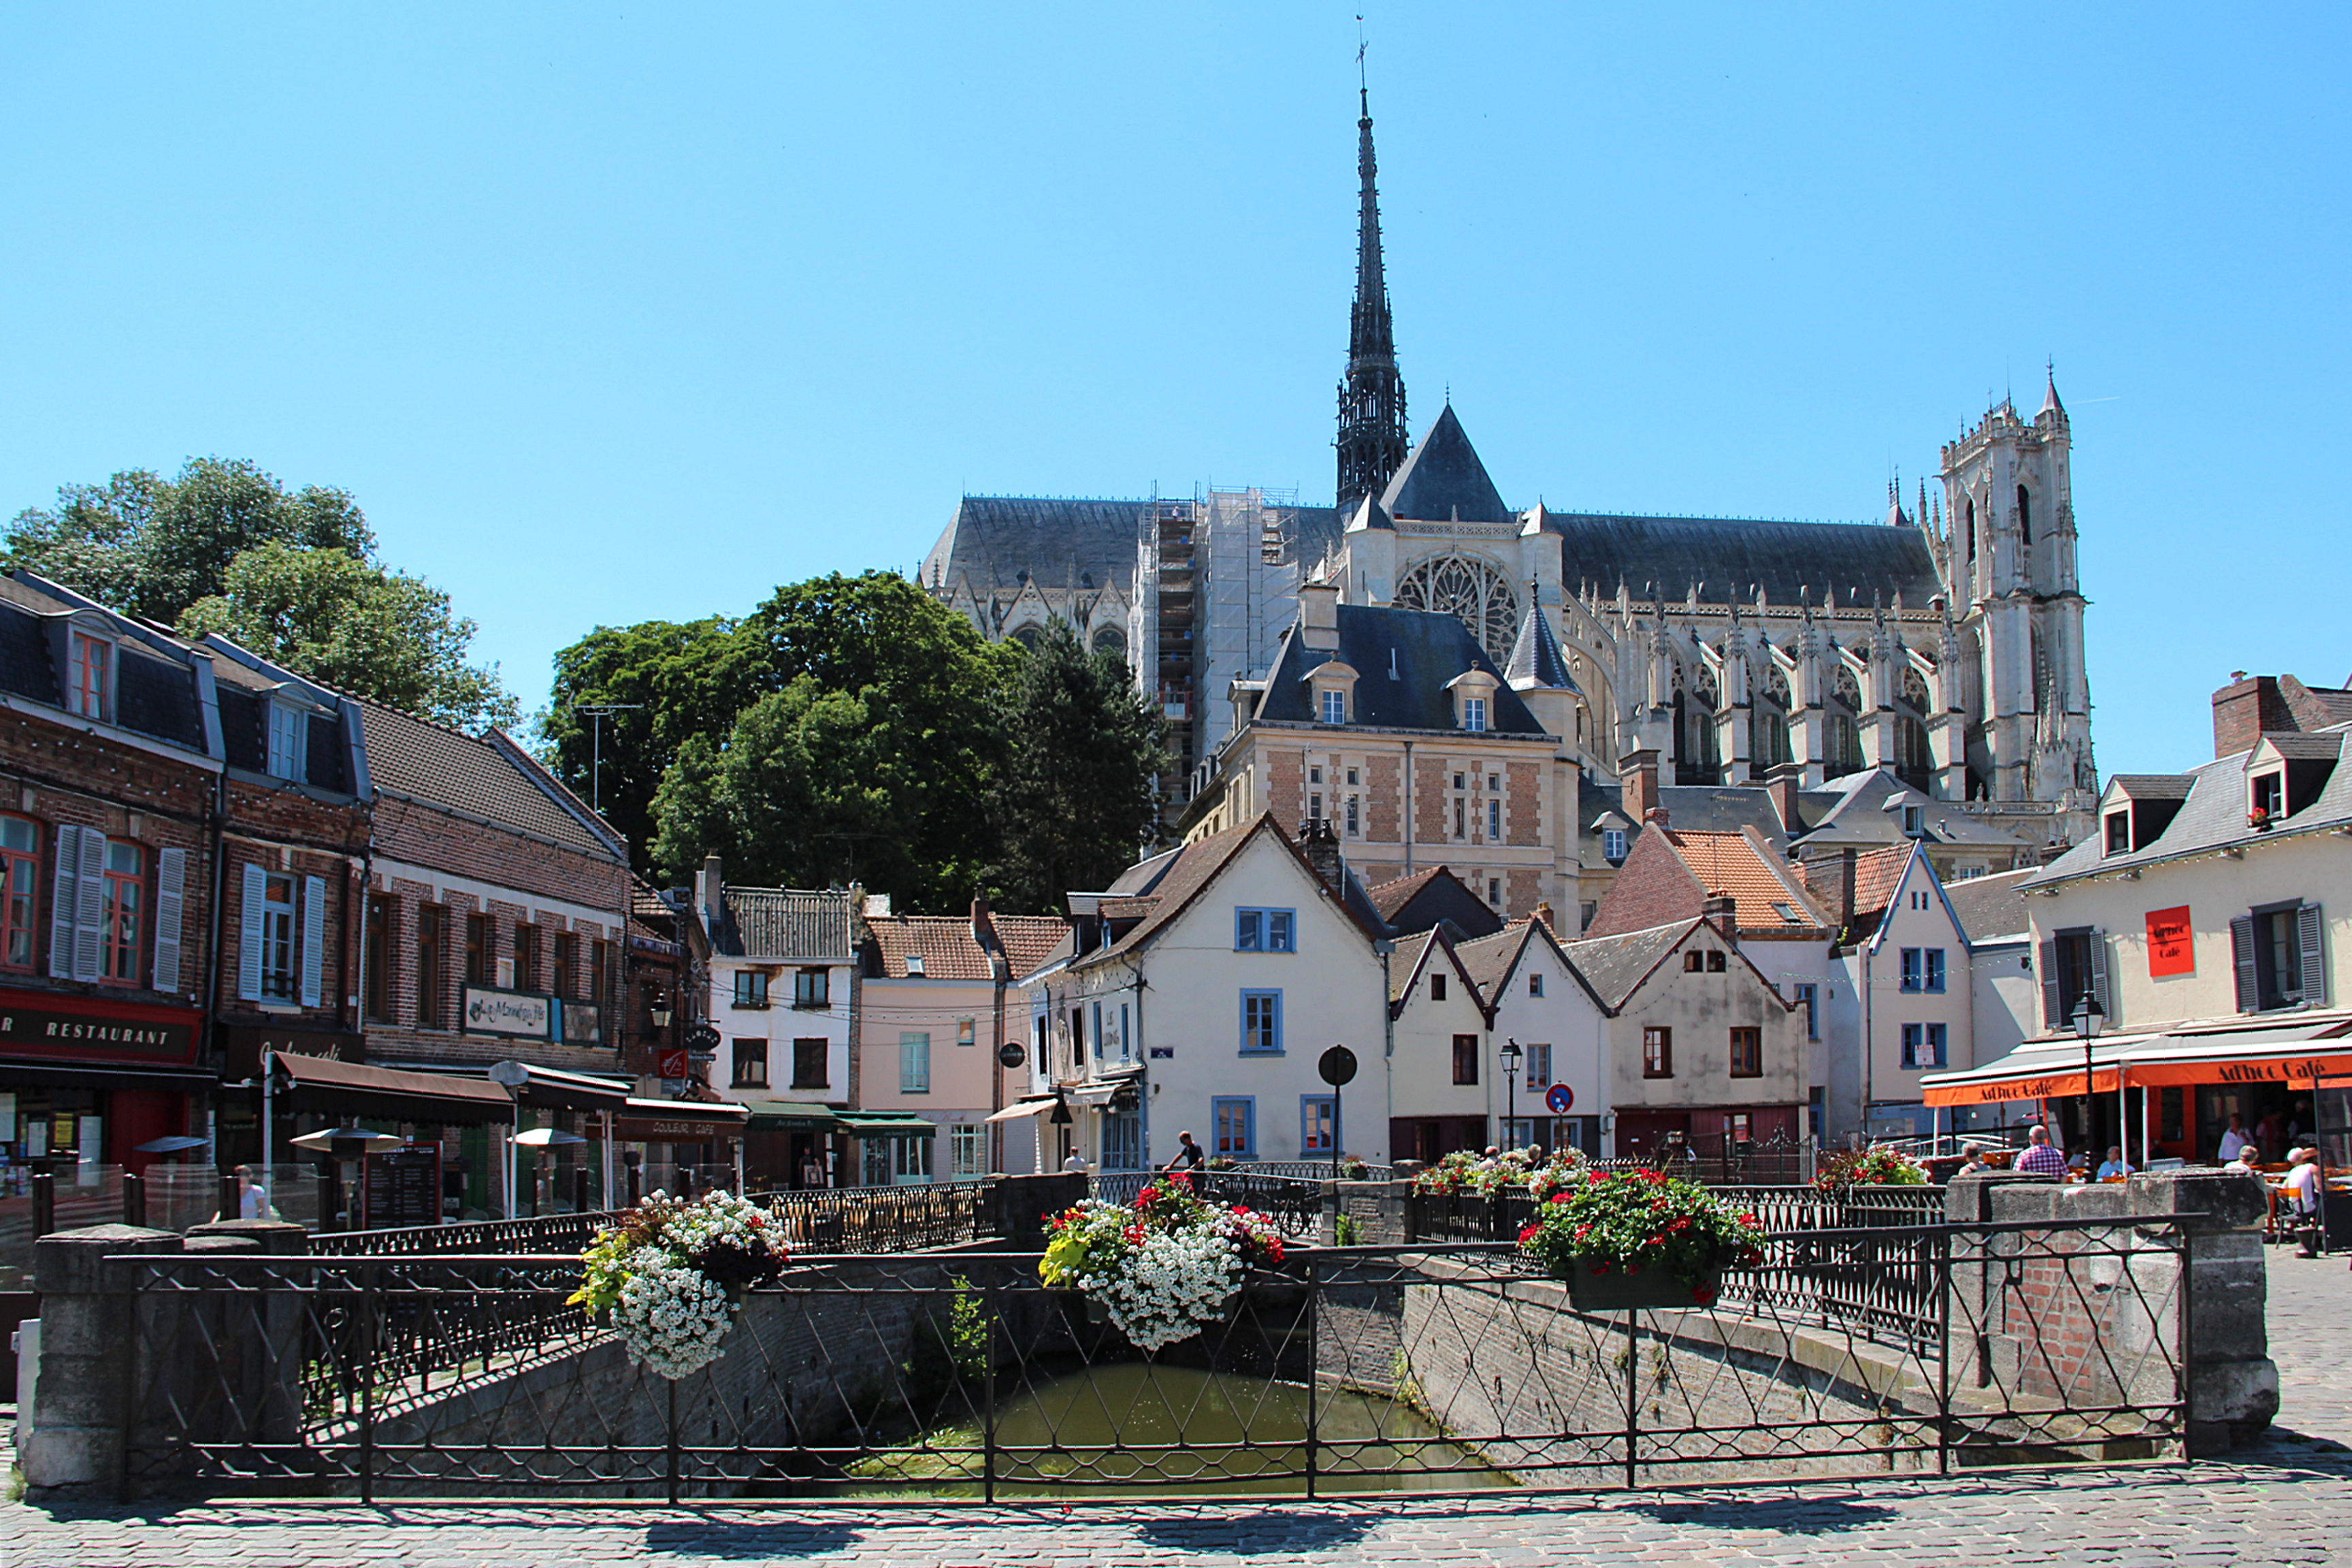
[2014,1125,2069,1177]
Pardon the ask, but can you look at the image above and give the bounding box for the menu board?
[365,1147,442,1228]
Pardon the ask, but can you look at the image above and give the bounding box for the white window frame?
[900,1031,931,1093]
[949,1124,985,1178]
[267,702,306,781]
[1460,696,1488,732]
[1319,688,1345,724]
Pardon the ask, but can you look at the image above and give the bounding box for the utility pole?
[572,704,643,817]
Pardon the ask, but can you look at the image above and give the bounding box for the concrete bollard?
[22,1224,183,1498]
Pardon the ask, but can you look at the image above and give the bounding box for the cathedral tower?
[1335,88,1409,511]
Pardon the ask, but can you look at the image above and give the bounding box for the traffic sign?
[657,1048,689,1080]
[1544,1083,1574,1114]
[1318,1045,1358,1087]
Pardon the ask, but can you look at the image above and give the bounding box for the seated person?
[2096,1146,2133,1179]
[2283,1147,2325,1256]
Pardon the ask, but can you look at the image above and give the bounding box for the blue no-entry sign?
[1545,1083,1574,1115]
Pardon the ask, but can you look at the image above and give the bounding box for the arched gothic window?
[1826,663,1863,779]
[1395,555,1518,666]
[1092,625,1128,659]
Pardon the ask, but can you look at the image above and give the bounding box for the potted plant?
[1037,1171,1286,1350]
[570,1189,792,1379]
[1813,1145,1929,1193]
[1517,1169,1765,1311]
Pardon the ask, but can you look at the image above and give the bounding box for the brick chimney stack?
[1765,762,1805,836]
[2212,673,2291,758]
[1298,817,1346,896]
[1702,891,1738,947]
[1619,746,1661,825]
[1534,900,1556,934]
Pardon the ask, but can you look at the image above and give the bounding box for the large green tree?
[7,457,374,622]
[8,457,514,730]
[988,621,1168,913]
[176,542,519,731]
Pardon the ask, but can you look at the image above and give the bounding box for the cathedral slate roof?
[1551,513,1944,610]
[1381,406,1510,524]
[1256,604,1546,735]
[925,495,1346,593]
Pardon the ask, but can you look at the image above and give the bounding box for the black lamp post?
[2073,992,2106,1162]
[1499,1039,1524,1150]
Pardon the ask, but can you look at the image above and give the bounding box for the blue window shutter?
[239,863,265,1001]
[48,825,80,980]
[152,845,187,994]
[299,874,326,1008]
[2300,904,2326,1006]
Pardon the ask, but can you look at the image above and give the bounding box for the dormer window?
[267,702,306,781]
[1320,689,1346,724]
[2251,772,2283,830]
[1902,803,1925,837]
[1603,828,1629,862]
[2104,811,2132,855]
[1462,698,1488,732]
[66,630,112,721]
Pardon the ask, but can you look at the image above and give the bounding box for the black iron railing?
[122,1214,2188,1503]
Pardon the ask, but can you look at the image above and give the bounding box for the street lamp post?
[2072,993,2106,1162]
[1499,1039,1523,1151]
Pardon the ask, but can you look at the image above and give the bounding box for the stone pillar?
[22,1224,182,1498]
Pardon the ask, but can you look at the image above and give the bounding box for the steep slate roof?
[1795,768,2026,851]
[1362,864,1503,939]
[1454,921,1531,1000]
[1503,601,1577,691]
[1552,514,1943,610]
[866,913,1073,981]
[2039,725,2352,886]
[712,888,853,961]
[0,571,212,756]
[359,700,616,858]
[1256,604,1546,734]
[1656,828,1826,931]
[1944,867,2038,943]
[924,495,1345,593]
[1563,920,1696,1011]
[1381,406,1510,524]
[2108,774,2194,800]
[1387,929,1437,1003]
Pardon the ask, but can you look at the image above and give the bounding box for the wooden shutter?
[2230,915,2259,1013]
[2039,938,2062,1029]
[2300,903,2327,1006]
[299,874,326,1008]
[48,825,80,980]
[151,845,188,994]
[239,863,266,1001]
[73,829,104,983]
[2087,930,2112,1022]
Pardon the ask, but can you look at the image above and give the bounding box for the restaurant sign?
[615,1109,746,1142]
[462,986,551,1039]
[2125,1053,2352,1090]
[2145,906,2195,978]
[1923,1067,2119,1107]
[220,1024,364,1081]
[0,986,201,1066]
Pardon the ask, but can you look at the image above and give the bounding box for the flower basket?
[1567,1262,1722,1313]
[1037,1172,1285,1352]
[570,1189,791,1379]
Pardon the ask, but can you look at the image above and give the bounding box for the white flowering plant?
[1410,1145,1586,1199]
[569,1189,791,1379]
[1036,1172,1286,1352]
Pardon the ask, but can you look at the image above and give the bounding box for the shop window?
[0,815,37,972]
[416,905,447,1027]
[1643,1026,1673,1078]
[1452,1034,1478,1085]
[65,630,112,721]
[1728,1026,1762,1078]
[950,1124,985,1178]
[734,970,770,1008]
[794,968,830,1009]
[732,1039,769,1089]
[1102,1107,1141,1170]
[100,840,142,985]
[364,894,393,1022]
[791,1037,828,1089]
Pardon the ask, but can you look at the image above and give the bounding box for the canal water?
[847,1362,1508,1495]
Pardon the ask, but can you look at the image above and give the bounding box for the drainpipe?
[1401,739,1415,877]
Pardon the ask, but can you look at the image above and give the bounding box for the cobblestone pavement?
[7,1246,2351,1567]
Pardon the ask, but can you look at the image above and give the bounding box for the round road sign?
[1318,1045,1358,1088]
[1544,1083,1574,1115]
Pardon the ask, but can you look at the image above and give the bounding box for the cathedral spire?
[1335,80,1409,511]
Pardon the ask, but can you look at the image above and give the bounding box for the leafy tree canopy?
[7,456,374,622]
[176,542,519,732]
[990,621,1169,914]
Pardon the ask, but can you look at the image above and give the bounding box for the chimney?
[1619,746,1661,824]
[696,854,723,922]
[1834,847,1857,931]
[1535,900,1556,934]
[1298,817,1345,896]
[1765,762,1806,836]
[1702,891,1738,947]
[1299,579,1341,651]
[2212,673,2292,758]
[970,889,998,950]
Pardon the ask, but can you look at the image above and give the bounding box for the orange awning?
[1924,1067,2119,1108]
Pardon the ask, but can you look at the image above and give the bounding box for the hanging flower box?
[1565,1261,1723,1313]
[1037,1172,1286,1351]
[569,1189,792,1379]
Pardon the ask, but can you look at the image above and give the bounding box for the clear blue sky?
[3,5,2345,777]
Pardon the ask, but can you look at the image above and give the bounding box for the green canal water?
[844,1363,1509,1496]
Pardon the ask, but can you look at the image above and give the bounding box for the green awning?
[740,1100,843,1132]
[840,1112,937,1139]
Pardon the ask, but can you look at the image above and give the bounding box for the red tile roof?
[1654,828,1825,932]
[865,913,1072,981]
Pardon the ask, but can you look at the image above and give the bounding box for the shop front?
[740,1100,842,1190]
[845,1111,938,1186]
[264,1053,517,1227]
[1,985,210,1192]
[613,1097,751,1200]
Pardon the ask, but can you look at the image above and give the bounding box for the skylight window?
[1771,902,1803,924]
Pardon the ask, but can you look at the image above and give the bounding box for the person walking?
[2014,1125,2068,1178]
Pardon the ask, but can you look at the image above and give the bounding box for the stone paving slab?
[5,1245,2350,1567]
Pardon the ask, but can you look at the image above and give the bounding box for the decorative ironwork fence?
[122,1214,2187,1503]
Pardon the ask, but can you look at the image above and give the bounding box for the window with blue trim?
[1901,1022,1947,1068]
[1212,1097,1256,1160]
[1301,1095,1336,1154]
[1241,990,1283,1054]
[1235,909,1295,953]
[1792,981,1820,1041]
[1899,949,1923,992]
[1925,948,1946,993]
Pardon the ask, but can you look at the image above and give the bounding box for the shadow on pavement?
[643,1520,866,1558]
[1131,1508,1386,1555]
[1628,1497,1898,1534]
